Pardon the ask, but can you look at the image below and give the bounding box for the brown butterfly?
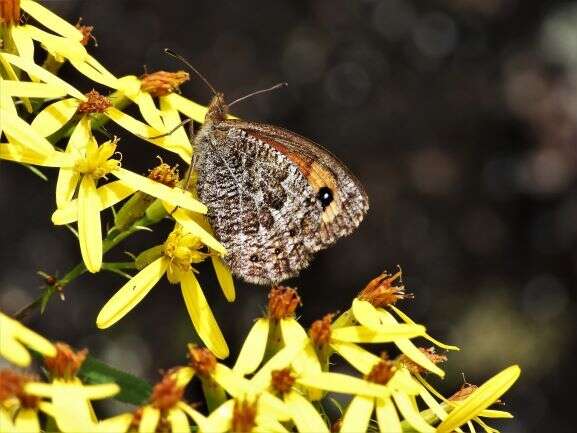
[173,52,369,285]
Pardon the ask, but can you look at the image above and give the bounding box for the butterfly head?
[206,93,229,123]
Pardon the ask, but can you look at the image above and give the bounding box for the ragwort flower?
[96,226,229,358]
[0,311,56,367]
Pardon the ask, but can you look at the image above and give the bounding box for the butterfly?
[165,51,369,285]
[190,91,369,285]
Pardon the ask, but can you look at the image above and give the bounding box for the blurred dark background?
[1,1,576,431]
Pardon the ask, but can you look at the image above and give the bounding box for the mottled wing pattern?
[218,120,369,249]
[195,126,324,284]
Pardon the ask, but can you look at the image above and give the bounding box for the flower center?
[267,286,301,320]
[163,229,206,273]
[74,139,121,179]
[309,313,333,346]
[44,342,88,381]
[0,369,39,409]
[365,354,396,385]
[232,398,258,433]
[0,0,20,26]
[77,90,111,114]
[140,70,190,97]
[148,159,180,188]
[150,374,184,411]
[270,368,296,395]
[357,268,412,308]
[187,345,216,376]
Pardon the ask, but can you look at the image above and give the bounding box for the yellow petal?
[21,0,83,40]
[31,98,80,137]
[330,324,425,343]
[139,405,160,433]
[173,209,226,254]
[113,167,206,213]
[164,93,208,123]
[418,387,448,424]
[258,392,292,422]
[280,317,308,345]
[167,408,190,433]
[2,109,54,155]
[116,75,142,99]
[377,310,445,377]
[3,80,67,99]
[284,390,329,433]
[233,318,269,376]
[177,402,213,433]
[351,298,381,328]
[212,363,250,396]
[436,365,521,433]
[390,305,459,351]
[179,271,229,359]
[85,54,119,85]
[211,255,235,301]
[329,341,382,375]
[95,413,133,433]
[376,397,402,433]
[52,180,136,225]
[105,107,191,162]
[12,319,56,357]
[78,176,103,273]
[0,55,32,112]
[340,395,374,433]
[296,372,390,399]
[251,340,307,391]
[23,25,87,63]
[70,58,119,88]
[10,24,35,63]
[14,408,40,433]
[96,257,167,328]
[159,96,191,155]
[0,312,55,367]
[0,143,73,167]
[392,391,435,433]
[50,382,95,432]
[134,91,165,131]
[0,53,84,99]
[172,366,195,388]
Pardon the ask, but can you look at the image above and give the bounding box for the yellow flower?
[25,343,121,433]
[0,311,56,367]
[233,287,313,377]
[244,344,331,433]
[0,52,190,159]
[0,369,45,433]
[189,397,289,433]
[127,370,201,433]
[299,355,437,433]
[0,123,210,273]
[96,227,229,358]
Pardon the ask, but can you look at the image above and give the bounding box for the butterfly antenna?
[229,82,288,107]
[163,48,217,96]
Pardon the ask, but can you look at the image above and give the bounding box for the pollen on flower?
[163,230,206,276]
[0,369,40,409]
[271,368,296,395]
[365,353,396,385]
[309,313,334,346]
[0,0,20,26]
[141,70,190,97]
[44,342,88,380]
[77,89,112,113]
[150,373,184,411]
[75,18,97,46]
[267,286,301,320]
[358,268,413,308]
[187,344,217,376]
[232,398,258,433]
[148,159,180,188]
[399,347,447,375]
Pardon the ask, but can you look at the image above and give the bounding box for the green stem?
[199,376,227,412]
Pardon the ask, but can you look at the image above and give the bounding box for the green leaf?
[79,356,152,405]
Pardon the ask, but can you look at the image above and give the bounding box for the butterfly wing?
[194,119,368,285]
[218,120,369,247]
